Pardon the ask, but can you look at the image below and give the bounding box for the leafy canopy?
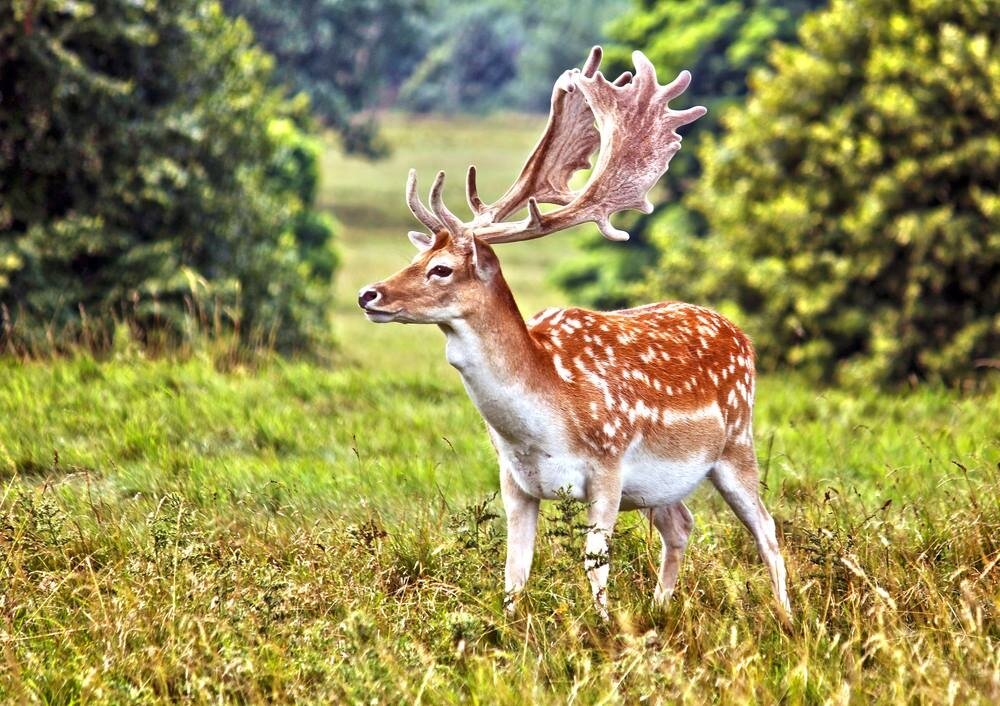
[648,0,999,385]
[552,0,822,309]
[0,0,337,352]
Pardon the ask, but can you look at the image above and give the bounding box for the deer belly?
[618,441,715,510]
[494,439,590,501]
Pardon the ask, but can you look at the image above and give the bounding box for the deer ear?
[470,237,499,281]
[408,230,436,252]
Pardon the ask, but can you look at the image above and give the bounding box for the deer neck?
[439,276,552,442]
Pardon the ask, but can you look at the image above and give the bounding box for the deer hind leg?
[649,502,694,605]
[709,445,791,617]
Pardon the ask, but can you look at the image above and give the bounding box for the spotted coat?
[526,301,756,458]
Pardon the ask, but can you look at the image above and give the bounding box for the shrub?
[0,0,337,354]
[552,0,822,309]
[646,0,999,385]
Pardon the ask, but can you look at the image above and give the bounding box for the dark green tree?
[397,2,521,114]
[222,0,429,156]
[0,0,336,352]
[553,0,823,309]
[647,0,999,384]
[502,0,629,112]
[397,0,627,114]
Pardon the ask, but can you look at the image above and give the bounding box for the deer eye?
[427,265,453,279]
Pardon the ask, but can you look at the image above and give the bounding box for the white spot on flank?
[528,307,559,326]
[659,403,724,428]
[553,354,573,382]
[575,358,614,409]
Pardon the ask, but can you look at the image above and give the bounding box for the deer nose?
[358,286,381,309]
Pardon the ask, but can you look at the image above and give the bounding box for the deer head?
[358,46,706,325]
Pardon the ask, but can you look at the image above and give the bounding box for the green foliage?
[397,2,521,114]
[501,0,630,113]
[0,0,336,353]
[222,0,429,156]
[267,118,340,280]
[553,0,822,309]
[647,0,999,385]
[604,0,823,179]
[397,0,627,114]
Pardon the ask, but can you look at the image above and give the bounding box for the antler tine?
[429,171,465,236]
[613,71,633,87]
[466,165,485,217]
[406,169,443,234]
[581,45,602,77]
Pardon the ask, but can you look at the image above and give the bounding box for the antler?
[404,46,706,244]
[465,46,620,224]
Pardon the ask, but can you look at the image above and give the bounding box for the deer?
[358,46,791,621]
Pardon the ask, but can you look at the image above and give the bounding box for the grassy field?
[2,114,999,704]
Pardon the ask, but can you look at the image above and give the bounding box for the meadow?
[1,114,998,704]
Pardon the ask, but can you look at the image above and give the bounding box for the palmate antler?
[406,46,706,244]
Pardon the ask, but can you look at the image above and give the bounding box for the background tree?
[221,0,429,156]
[397,2,521,114]
[552,0,823,309]
[0,0,336,352]
[645,0,999,385]
[397,0,627,114]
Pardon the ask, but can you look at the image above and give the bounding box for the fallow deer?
[358,46,791,620]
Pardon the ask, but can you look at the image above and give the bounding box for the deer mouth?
[363,307,400,323]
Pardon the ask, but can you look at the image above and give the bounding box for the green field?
[2,114,998,704]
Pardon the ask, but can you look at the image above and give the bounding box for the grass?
[2,113,999,704]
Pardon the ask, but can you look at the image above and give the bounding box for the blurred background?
[1,0,997,387]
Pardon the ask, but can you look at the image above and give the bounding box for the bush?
[0,0,337,354]
[552,0,822,308]
[645,0,999,385]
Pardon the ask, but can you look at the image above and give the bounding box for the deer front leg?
[585,475,622,620]
[500,464,539,615]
